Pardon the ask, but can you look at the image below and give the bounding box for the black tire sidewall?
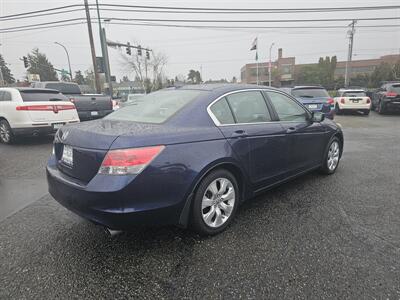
[191,169,239,236]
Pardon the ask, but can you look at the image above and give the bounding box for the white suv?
[0,87,79,144]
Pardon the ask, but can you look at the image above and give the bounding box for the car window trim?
[207,88,278,126]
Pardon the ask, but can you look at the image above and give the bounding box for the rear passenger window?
[210,98,235,125]
[226,91,271,124]
[267,91,308,122]
[3,92,12,101]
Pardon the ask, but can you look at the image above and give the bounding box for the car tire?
[319,137,341,175]
[363,109,370,116]
[190,169,239,236]
[377,101,386,114]
[335,104,342,115]
[0,120,15,144]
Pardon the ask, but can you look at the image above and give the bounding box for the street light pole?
[269,42,275,87]
[54,42,73,80]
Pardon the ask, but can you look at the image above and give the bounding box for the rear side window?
[106,89,204,124]
[291,88,329,98]
[210,98,235,125]
[226,91,271,123]
[267,91,308,122]
[3,92,12,101]
[20,91,68,102]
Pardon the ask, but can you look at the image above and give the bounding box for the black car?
[371,82,400,114]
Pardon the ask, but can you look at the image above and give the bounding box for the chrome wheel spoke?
[327,141,340,171]
[221,187,234,202]
[202,197,213,209]
[213,207,224,227]
[219,202,233,215]
[204,206,216,224]
[208,180,218,196]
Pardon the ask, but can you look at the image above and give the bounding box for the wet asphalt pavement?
[1,112,399,299]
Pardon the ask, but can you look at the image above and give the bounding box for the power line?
[0,8,84,22]
[0,4,83,19]
[0,21,87,34]
[91,16,400,23]
[1,4,399,21]
[97,3,400,12]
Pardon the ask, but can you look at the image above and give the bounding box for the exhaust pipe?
[104,227,123,237]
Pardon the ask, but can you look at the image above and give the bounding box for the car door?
[209,90,288,189]
[265,90,327,175]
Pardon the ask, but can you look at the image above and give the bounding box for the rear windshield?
[20,90,68,102]
[389,84,400,93]
[45,83,81,94]
[291,88,329,98]
[343,91,366,97]
[106,89,205,124]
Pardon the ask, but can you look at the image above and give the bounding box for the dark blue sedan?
[47,84,343,235]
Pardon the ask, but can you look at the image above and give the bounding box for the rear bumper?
[78,110,113,121]
[383,99,400,111]
[46,159,185,230]
[338,103,370,110]
[13,126,55,136]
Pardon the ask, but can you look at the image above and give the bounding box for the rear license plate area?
[91,111,99,116]
[308,104,318,109]
[53,123,65,130]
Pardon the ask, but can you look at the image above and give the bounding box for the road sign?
[28,74,41,82]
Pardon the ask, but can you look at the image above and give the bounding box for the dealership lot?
[1,112,399,299]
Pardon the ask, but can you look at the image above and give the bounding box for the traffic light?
[146,50,150,60]
[126,42,131,55]
[137,45,142,56]
[23,56,28,68]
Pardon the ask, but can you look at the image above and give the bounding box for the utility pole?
[344,20,357,87]
[84,0,101,93]
[96,0,112,96]
[269,42,275,87]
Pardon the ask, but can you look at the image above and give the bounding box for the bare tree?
[120,49,168,93]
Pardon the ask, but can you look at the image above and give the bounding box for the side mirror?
[311,111,325,123]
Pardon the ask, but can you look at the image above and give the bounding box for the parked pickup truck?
[32,82,113,121]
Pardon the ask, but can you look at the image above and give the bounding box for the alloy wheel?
[327,141,340,171]
[201,177,235,228]
[0,123,10,143]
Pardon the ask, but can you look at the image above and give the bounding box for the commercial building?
[240,49,400,86]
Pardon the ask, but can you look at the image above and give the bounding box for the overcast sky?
[1,0,399,82]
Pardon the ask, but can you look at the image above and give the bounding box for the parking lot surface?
[1,112,399,299]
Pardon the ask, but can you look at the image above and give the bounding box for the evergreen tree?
[0,54,15,85]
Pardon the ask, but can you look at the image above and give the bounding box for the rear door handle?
[286,127,297,134]
[232,129,248,138]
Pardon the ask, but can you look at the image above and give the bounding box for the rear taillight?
[366,97,371,104]
[340,98,345,104]
[327,98,334,105]
[386,92,397,97]
[99,145,165,175]
[16,105,75,111]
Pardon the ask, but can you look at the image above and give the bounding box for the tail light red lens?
[327,98,334,105]
[340,98,345,104]
[16,105,75,111]
[366,97,371,104]
[386,92,397,97]
[99,145,165,175]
